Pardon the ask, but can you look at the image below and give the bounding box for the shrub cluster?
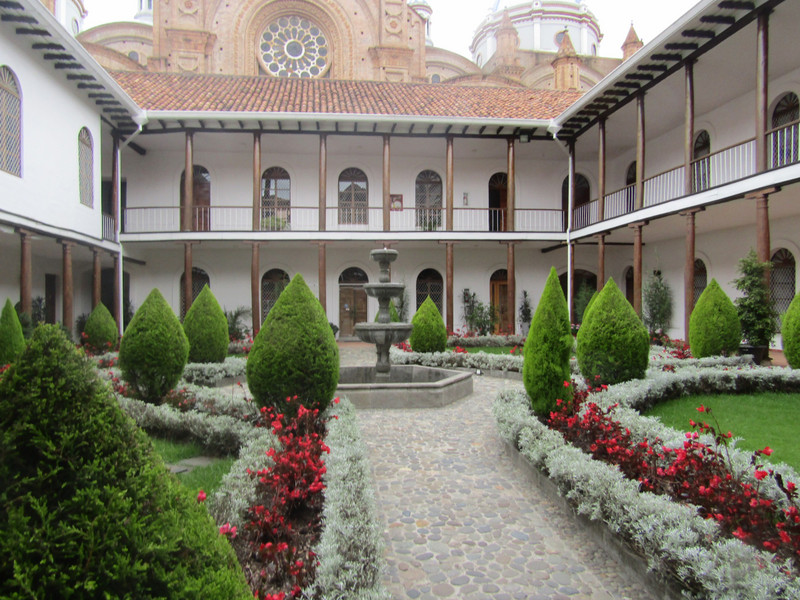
[410,296,447,353]
[82,302,118,353]
[247,274,339,416]
[784,294,800,368]
[523,267,572,415]
[0,325,250,599]
[184,285,229,363]
[577,278,649,385]
[119,288,189,404]
[0,298,25,365]
[689,279,741,358]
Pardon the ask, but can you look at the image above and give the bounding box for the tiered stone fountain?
[337,248,472,409]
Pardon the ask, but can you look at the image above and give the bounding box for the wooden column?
[446,136,454,231]
[506,138,516,232]
[251,243,260,334]
[598,118,606,220]
[568,242,575,322]
[635,94,646,210]
[630,222,646,316]
[183,242,193,317]
[62,241,74,334]
[319,134,327,231]
[318,242,327,315]
[253,133,262,230]
[568,140,576,230]
[446,242,454,332]
[112,252,121,330]
[18,229,32,315]
[383,135,391,232]
[681,209,702,340]
[506,242,516,333]
[684,61,695,196]
[111,135,120,237]
[182,132,194,232]
[756,12,769,173]
[92,248,101,309]
[596,233,606,291]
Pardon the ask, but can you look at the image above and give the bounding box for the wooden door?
[338,286,367,337]
[490,279,509,334]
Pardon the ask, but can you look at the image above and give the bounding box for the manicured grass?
[463,346,517,354]
[150,437,235,496]
[644,392,800,471]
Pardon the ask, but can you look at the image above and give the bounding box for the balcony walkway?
[340,343,651,599]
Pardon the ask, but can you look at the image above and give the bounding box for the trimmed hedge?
[119,288,189,404]
[0,298,25,366]
[523,267,572,415]
[183,285,229,364]
[689,279,741,358]
[246,273,339,415]
[576,278,649,385]
[83,302,118,353]
[783,293,800,368]
[410,296,447,353]
[0,325,250,599]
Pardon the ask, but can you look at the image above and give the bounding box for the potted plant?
[733,249,778,364]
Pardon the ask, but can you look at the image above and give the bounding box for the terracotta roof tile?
[111,71,583,121]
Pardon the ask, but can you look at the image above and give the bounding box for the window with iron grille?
[261,167,291,230]
[1,66,22,177]
[338,168,368,225]
[415,170,442,230]
[771,248,796,328]
[771,92,799,169]
[692,130,711,193]
[261,268,290,323]
[693,259,707,307]
[416,268,443,314]
[180,268,210,320]
[78,128,93,207]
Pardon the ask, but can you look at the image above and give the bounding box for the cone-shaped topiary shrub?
[577,278,650,385]
[523,267,573,415]
[183,284,229,363]
[374,300,400,323]
[410,296,447,353]
[247,273,339,415]
[689,279,741,358]
[119,288,189,404]
[82,302,118,353]
[0,325,250,599]
[782,293,800,368]
[0,298,25,366]
[579,290,599,328]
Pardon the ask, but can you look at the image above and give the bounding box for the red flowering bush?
[233,397,332,599]
[453,346,467,354]
[394,341,412,352]
[549,383,800,570]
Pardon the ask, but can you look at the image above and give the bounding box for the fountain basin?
[354,322,413,344]
[337,365,473,409]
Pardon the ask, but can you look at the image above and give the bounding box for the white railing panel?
[124,207,180,233]
[643,166,684,207]
[515,210,563,232]
[768,125,799,170]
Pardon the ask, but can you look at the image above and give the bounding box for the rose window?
[259,16,330,78]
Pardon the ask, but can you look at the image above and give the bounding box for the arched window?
[338,168,368,225]
[1,66,22,177]
[488,172,508,232]
[180,267,210,319]
[416,268,443,314]
[771,248,796,327]
[771,92,799,168]
[261,268,290,323]
[180,165,211,231]
[692,130,711,192]
[415,170,442,230]
[261,167,291,230]
[693,259,708,307]
[78,127,94,207]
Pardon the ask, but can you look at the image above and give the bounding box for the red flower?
[563,380,570,388]
[696,405,706,413]
[760,446,773,456]
[754,470,768,481]
[197,490,207,502]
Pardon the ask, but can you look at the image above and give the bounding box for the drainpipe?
[548,121,574,315]
[115,112,148,335]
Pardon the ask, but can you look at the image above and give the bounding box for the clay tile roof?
[111,71,583,121]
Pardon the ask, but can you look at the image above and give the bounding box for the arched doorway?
[180,267,210,319]
[261,268,290,324]
[692,130,711,192]
[625,161,637,212]
[561,173,590,229]
[100,268,131,328]
[624,266,634,306]
[771,92,799,168]
[488,172,508,232]
[771,248,796,327]
[416,268,443,315]
[559,269,597,322]
[180,165,211,231]
[693,259,708,307]
[490,269,509,333]
[338,267,368,337]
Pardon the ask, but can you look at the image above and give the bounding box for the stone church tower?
[551,30,582,91]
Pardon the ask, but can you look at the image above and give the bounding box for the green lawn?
[463,346,517,354]
[151,437,235,496]
[644,393,800,471]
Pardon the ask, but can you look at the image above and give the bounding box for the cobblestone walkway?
[339,343,652,600]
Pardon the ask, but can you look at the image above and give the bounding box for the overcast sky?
[82,0,701,60]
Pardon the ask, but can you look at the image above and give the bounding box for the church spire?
[621,23,643,61]
[552,29,581,91]
[494,9,520,67]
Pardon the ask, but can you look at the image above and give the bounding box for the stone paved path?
[338,343,652,600]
